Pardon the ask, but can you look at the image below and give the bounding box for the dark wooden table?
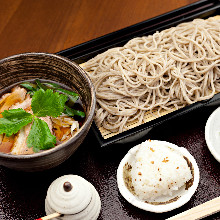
[0,1,220,220]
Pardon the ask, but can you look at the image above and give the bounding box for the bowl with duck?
[0,52,96,172]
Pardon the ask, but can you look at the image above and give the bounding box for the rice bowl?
[117,140,199,213]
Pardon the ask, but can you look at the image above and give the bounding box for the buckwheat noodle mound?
[83,18,220,133]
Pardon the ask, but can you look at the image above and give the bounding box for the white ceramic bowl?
[117,140,200,213]
[205,107,220,163]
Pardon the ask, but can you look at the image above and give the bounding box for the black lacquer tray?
[58,0,220,148]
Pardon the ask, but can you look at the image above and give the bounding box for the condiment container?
[45,175,101,219]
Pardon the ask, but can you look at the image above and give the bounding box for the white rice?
[130,140,193,200]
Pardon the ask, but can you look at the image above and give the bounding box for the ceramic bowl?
[0,53,96,171]
[117,140,200,213]
[205,106,220,163]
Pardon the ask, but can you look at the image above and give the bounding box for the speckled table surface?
[0,105,219,220]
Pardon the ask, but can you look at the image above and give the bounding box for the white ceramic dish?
[205,107,220,163]
[117,140,200,213]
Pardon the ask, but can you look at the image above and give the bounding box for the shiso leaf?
[27,117,56,152]
[31,89,68,117]
[0,109,33,136]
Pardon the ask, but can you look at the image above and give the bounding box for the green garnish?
[35,79,48,91]
[42,82,61,89]
[56,88,79,97]
[56,88,79,103]
[20,82,38,91]
[21,79,81,109]
[0,109,33,136]
[64,105,85,118]
[31,89,67,117]
[27,91,35,97]
[27,117,56,152]
[22,79,85,117]
[0,88,68,152]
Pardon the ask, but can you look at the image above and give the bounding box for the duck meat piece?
[11,123,34,155]
[0,134,15,153]
[9,94,32,110]
[0,87,27,113]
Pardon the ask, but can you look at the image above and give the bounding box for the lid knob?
[63,181,73,192]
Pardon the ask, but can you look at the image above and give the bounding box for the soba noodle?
[83,18,220,133]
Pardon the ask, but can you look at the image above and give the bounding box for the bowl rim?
[0,52,96,159]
